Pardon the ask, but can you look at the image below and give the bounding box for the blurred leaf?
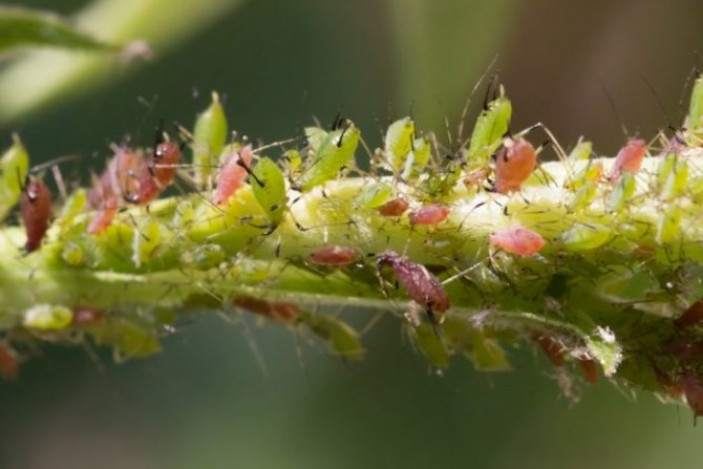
[0,0,249,124]
[0,6,118,56]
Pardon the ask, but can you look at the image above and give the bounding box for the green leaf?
[0,7,118,55]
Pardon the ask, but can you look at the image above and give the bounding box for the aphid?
[578,358,599,385]
[384,117,415,172]
[298,121,360,191]
[298,311,364,360]
[179,244,226,270]
[674,299,703,329]
[656,205,681,245]
[492,137,537,194]
[489,226,545,257]
[308,245,358,266]
[681,372,703,420]
[130,140,181,205]
[356,182,392,210]
[20,177,52,253]
[72,307,103,326]
[23,304,73,330]
[214,144,253,205]
[192,91,228,187]
[409,204,450,226]
[0,343,19,380]
[608,171,636,212]
[568,138,592,160]
[251,156,286,225]
[667,339,703,360]
[657,153,689,200]
[533,334,564,366]
[560,223,612,251]
[465,84,512,168]
[607,139,647,182]
[0,135,29,222]
[87,145,141,234]
[378,197,409,217]
[377,251,450,321]
[687,72,703,141]
[233,296,300,323]
[408,323,450,369]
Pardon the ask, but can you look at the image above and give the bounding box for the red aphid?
[667,339,703,360]
[20,178,52,253]
[0,343,19,380]
[578,358,599,385]
[489,226,546,257]
[607,139,646,182]
[214,145,253,205]
[681,372,703,419]
[87,146,142,233]
[493,137,537,194]
[72,307,103,326]
[533,334,564,366]
[377,251,450,314]
[409,204,450,226]
[129,141,181,205]
[674,299,703,329]
[654,366,683,398]
[308,245,358,266]
[233,296,300,323]
[378,197,409,217]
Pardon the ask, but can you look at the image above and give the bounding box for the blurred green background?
[1,0,703,467]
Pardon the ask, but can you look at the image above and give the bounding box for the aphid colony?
[2,75,703,419]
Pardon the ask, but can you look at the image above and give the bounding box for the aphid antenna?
[228,305,271,379]
[598,76,634,141]
[440,260,483,286]
[516,122,569,162]
[457,54,500,145]
[253,136,301,154]
[640,74,681,139]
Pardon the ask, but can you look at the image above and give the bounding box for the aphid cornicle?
[489,226,546,257]
[308,245,358,266]
[607,138,646,182]
[20,177,52,253]
[492,137,537,194]
[376,251,450,321]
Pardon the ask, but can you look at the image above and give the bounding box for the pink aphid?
[72,307,103,326]
[378,197,409,217]
[130,141,181,205]
[233,296,300,324]
[493,137,537,194]
[214,145,254,205]
[409,204,450,226]
[608,139,646,182]
[489,226,545,257]
[579,359,599,385]
[20,178,52,253]
[87,146,141,234]
[377,251,450,315]
[308,245,358,266]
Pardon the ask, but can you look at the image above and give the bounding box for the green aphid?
[656,205,682,245]
[356,182,392,210]
[688,74,703,141]
[400,135,432,180]
[298,122,359,191]
[251,157,286,225]
[92,318,161,361]
[23,304,73,330]
[561,223,612,251]
[442,316,510,371]
[192,91,228,188]
[0,135,29,221]
[465,86,512,168]
[56,188,87,230]
[421,164,462,197]
[61,242,84,266]
[608,171,636,212]
[173,199,195,227]
[131,218,162,269]
[565,161,602,191]
[657,154,688,200]
[304,126,329,153]
[179,243,225,270]
[571,181,599,211]
[384,117,415,172]
[568,138,592,161]
[299,312,364,361]
[409,323,450,369]
[471,336,511,371]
